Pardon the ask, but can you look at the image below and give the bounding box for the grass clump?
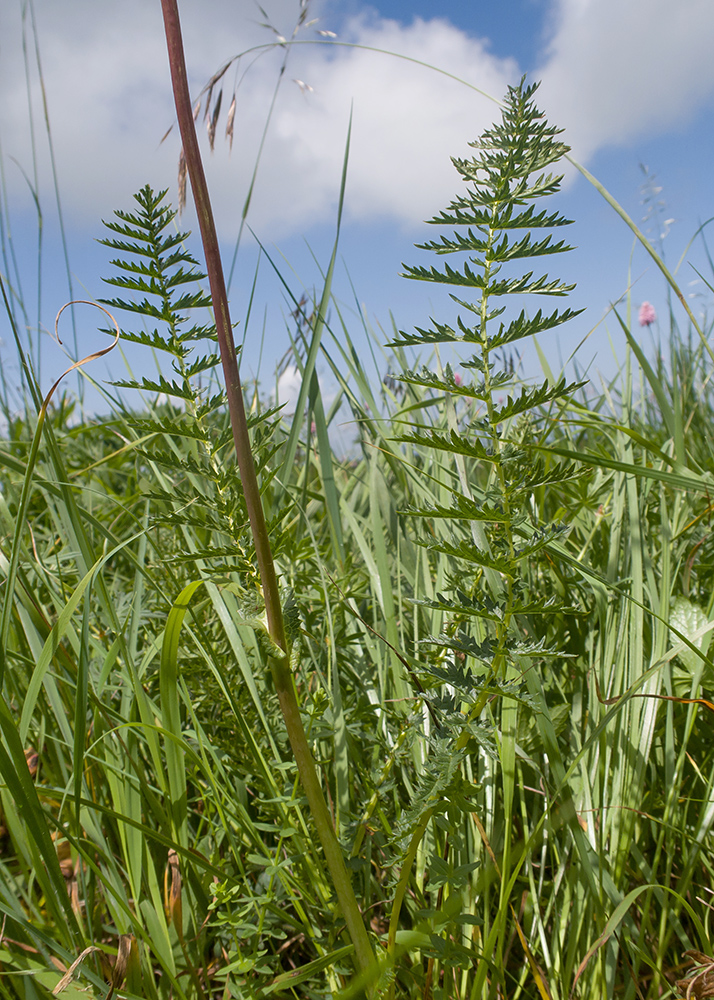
[0,45,713,1000]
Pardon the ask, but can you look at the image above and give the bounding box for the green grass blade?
[569,154,714,366]
[279,108,352,485]
[262,944,356,994]
[613,308,676,444]
[19,529,147,743]
[160,580,204,847]
[0,694,82,940]
[73,588,91,825]
[309,369,346,564]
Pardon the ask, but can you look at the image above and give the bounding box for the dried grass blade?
[52,946,100,996]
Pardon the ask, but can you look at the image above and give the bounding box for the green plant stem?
[270,655,376,977]
[387,807,435,963]
[159,0,375,982]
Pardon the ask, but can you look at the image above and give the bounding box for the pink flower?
[639,301,656,327]
[453,372,462,386]
[310,421,316,434]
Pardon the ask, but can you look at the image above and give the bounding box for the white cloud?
[257,12,516,231]
[536,0,714,160]
[0,0,515,242]
[3,0,714,253]
[276,364,302,415]
[275,363,340,414]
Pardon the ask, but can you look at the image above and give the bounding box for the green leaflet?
[160,580,203,847]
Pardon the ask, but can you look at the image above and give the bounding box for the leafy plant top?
[385,78,588,994]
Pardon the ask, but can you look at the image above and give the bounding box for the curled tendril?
[43,300,120,416]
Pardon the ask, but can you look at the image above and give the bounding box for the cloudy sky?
[1,0,714,407]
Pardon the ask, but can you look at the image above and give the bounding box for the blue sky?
[1,0,714,417]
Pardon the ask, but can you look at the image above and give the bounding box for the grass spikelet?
[207,87,222,151]
[225,92,236,149]
[178,146,187,212]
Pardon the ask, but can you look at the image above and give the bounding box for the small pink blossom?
[310,421,316,434]
[639,301,657,327]
[453,372,462,386]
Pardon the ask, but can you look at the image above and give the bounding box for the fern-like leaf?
[389,80,585,930]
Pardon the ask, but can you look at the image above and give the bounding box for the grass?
[2,256,714,1000]
[1,7,714,1000]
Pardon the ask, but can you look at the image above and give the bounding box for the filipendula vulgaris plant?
[98,184,277,570]
[385,79,586,997]
[97,185,377,990]
[98,187,296,685]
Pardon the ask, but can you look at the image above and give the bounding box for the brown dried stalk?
[158,0,376,986]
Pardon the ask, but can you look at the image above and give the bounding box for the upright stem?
[160,0,282,645]
[159,0,375,982]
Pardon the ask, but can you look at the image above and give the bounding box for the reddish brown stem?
[160,0,284,649]
[158,1,376,984]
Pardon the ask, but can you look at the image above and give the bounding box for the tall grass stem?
[158,0,376,981]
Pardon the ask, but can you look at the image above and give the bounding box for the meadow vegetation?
[0,4,713,999]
